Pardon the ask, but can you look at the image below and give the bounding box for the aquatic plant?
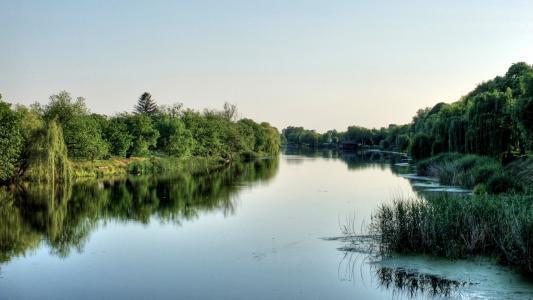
[369,193,533,275]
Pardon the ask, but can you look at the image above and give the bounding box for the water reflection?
[0,158,279,263]
[283,148,407,170]
[375,266,468,298]
[285,149,470,196]
[337,247,471,299]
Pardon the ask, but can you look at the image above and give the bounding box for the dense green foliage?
[283,62,533,159]
[370,193,533,275]
[126,114,160,157]
[0,92,280,182]
[406,62,533,158]
[155,115,194,157]
[0,101,23,181]
[283,124,411,151]
[102,115,133,157]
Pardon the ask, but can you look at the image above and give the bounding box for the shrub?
[487,173,522,194]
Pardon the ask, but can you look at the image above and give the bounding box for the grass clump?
[370,193,533,275]
[416,153,524,194]
[505,157,533,194]
[71,157,141,177]
[126,156,227,176]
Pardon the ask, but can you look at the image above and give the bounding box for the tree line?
[283,62,533,160]
[0,92,281,182]
[282,125,410,152]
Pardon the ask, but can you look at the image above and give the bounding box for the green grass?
[71,156,229,179]
[71,157,143,178]
[70,149,274,179]
[505,156,533,193]
[369,193,533,275]
[416,153,525,194]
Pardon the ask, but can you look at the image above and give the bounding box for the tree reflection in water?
[0,158,279,264]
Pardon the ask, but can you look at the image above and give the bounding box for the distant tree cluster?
[282,124,410,152]
[282,62,533,160]
[0,92,281,182]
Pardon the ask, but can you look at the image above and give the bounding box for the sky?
[1,0,533,132]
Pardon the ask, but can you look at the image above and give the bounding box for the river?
[1,150,532,299]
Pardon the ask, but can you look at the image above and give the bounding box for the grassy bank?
[70,151,277,179]
[71,156,229,178]
[505,156,533,190]
[370,193,533,275]
[416,153,530,194]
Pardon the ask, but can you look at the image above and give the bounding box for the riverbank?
[365,152,533,276]
[70,156,221,178]
[70,152,274,179]
[416,152,532,194]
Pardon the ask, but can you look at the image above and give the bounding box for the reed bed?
[369,193,533,275]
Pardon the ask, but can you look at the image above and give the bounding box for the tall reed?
[370,193,533,275]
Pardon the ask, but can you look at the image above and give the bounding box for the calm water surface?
[1,151,532,299]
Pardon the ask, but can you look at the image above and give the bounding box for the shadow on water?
[0,158,279,264]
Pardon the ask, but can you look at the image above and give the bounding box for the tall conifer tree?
[134,92,158,116]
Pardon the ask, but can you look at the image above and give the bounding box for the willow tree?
[22,120,71,183]
[465,90,514,156]
[518,72,533,150]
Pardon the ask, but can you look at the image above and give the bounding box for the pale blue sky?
[1,0,533,132]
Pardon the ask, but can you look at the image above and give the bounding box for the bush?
[473,183,487,195]
[487,173,523,194]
